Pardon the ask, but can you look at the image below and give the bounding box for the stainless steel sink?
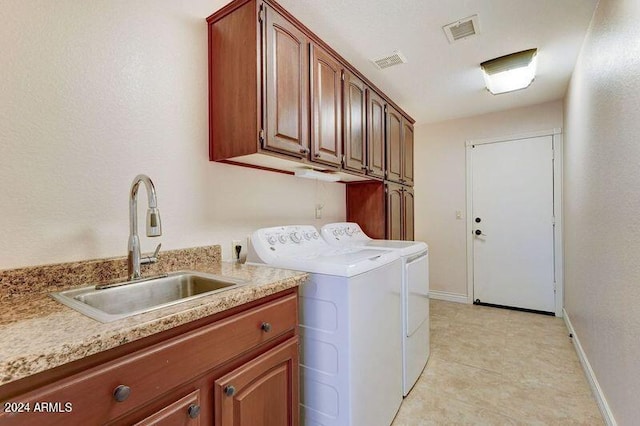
[51,271,247,323]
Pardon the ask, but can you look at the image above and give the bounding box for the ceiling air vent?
[443,15,479,43]
[371,51,407,70]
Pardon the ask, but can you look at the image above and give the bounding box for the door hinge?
[259,129,265,145]
[341,154,345,166]
[341,71,345,81]
[258,5,264,23]
[384,105,388,113]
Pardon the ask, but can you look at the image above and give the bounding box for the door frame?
[465,128,564,317]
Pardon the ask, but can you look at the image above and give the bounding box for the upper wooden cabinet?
[343,70,367,173]
[207,0,414,183]
[386,105,414,185]
[310,44,343,167]
[366,90,386,179]
[264,6,310,158]
[386,105,403,183]
[402,120,414,185]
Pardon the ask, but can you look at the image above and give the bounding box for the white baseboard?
[428,290,469,304]
[563,309,617,426]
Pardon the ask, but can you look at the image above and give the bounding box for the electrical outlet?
[455,210,463,220]
[231,240,242,261]
[315,204,324,219]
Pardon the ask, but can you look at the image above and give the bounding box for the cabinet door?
[264,7,309,157]
[343,70,366,173]
[134,390,201,426]
[402,120,414,186]
[386,184,403,240]
[386,105,403,183]
[310,44,342,166]
[215,337,299,426]
[403,188,415,241]
[367,90,386,178]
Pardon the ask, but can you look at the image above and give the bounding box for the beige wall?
[563,0,640,423]
[0,1,345,269]
[414,101,563,297]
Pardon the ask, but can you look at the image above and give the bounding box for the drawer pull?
[260,322,272,333]
[224,385,236,397]
[113,384,131,402]
[187,404,201,419]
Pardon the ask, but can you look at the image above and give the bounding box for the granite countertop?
[0,246,307,387]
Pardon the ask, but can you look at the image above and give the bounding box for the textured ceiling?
[276,0,598,124]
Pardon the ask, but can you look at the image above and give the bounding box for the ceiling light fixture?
[481,48,538,95]
[294,168,340,182]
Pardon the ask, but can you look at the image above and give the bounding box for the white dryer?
[321,222,430,396]
[247,225,403,426]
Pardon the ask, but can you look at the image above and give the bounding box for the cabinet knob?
[113,385,131,402]
[224,385,236,397]
[299,147,309,154]
[187,404,201,419]
[314,153,321,158]
[261,322,272,332]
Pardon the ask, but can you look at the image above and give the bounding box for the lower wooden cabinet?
[347,181,414,241]
[0,291,299,426]
[215,338,299,426]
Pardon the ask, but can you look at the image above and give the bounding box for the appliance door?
[406,251,429,337]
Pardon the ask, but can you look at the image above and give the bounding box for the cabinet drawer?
[133,389,201,426]
[1,293,297,425]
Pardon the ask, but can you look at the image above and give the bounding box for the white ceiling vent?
[443,15,479,43]
[371,51,407,70]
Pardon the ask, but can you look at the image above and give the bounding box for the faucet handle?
[140,243,161,266]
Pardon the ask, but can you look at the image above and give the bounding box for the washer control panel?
[321,222,367,243]
[252,225,323,257]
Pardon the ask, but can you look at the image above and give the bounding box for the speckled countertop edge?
[0,247,307,386]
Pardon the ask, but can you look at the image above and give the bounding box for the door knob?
[475,217,481,223]
[474,230,487,236]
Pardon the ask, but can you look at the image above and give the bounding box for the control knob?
[312,232,319,239]
[333,229,339,236]
[290,232,302,243]
[345,227,353,236]
[303,232,312,240]
[267,235,277,245]
[278,234,288,244]
[337,228,344,235]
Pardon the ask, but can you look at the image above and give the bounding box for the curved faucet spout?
[128,174,162,280]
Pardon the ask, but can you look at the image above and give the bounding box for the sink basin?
[51,271,247,323]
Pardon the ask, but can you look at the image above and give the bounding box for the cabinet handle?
[224,385,236,397]
[314,153,321,158]
[361,166,368,171]
[187,404,201,419]
[113,385,131,402]
[300,147,309,154]
[261,322,272,332]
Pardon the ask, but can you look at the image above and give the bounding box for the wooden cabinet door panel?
[264,7,309,157]
[386,184,403,240]
[343,70,366,173]
[402,120,414,186]
[133,390,201,426]
[215,337,299,426]
[310,44,342,166]
[386,106,402,183]
[367,90,386,178]
[403,188,415,241]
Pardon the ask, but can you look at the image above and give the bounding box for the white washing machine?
[321,222,430,396]
[247,225,403,426]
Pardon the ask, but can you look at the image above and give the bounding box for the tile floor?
[391,300,603,425]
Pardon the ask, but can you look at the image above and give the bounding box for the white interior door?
[471,135,555,313]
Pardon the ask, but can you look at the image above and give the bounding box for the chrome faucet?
[128,174,162,280]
